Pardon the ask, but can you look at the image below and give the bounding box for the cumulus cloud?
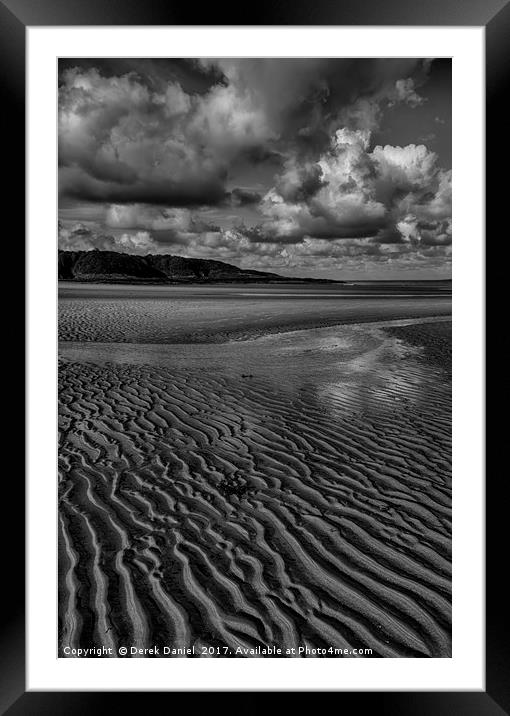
[58,66,272,206]
[58,222,158,254]
[104,205,218,235]
[243,128,451,249]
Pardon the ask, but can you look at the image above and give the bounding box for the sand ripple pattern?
[59,358,451,658]
[59,297,452,344]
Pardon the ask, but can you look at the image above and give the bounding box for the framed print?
[2,0,503,710]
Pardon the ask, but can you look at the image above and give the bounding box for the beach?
[58,283,452,658]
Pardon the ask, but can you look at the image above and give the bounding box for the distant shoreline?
[57,277,342,286]
[58,278,452,287]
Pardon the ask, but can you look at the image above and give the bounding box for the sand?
[58,289,451,658]
[59,283,451,344]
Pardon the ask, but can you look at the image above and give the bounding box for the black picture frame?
[3,0,501,712]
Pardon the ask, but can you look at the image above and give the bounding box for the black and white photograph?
[57,57,452,659]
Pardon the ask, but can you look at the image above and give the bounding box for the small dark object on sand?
[218,471,252,499]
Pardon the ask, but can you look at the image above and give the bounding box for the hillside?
[58,250,335,284]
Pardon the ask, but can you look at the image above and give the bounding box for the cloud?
[104,205,217,234]
[391,78,426,108]
[228,187,262,206]
[275,158,327,203]
[336,77,426,133]
[187,79,275,155]
[59,166,227,207]
[58,222,157,254]
[58,67,270,206]
[203,58,428,144]
[59,60,433,208]
[243,128,451,248]
[58,223,116,252]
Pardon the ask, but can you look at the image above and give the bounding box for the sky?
[58,58,452,280]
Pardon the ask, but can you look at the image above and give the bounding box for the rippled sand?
[58,317,451,658]
[59,282,451,344]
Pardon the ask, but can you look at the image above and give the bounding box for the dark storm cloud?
[201,58,435,159]
[59,58,223,94]
[59,167,228,207]
[228,188,262,207]
[58,62,275,206]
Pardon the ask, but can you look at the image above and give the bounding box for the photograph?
[57,57,452,659]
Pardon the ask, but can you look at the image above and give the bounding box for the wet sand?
[59,282,451,344]
[58,288,451,658]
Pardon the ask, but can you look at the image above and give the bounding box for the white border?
[27,26,484,691]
